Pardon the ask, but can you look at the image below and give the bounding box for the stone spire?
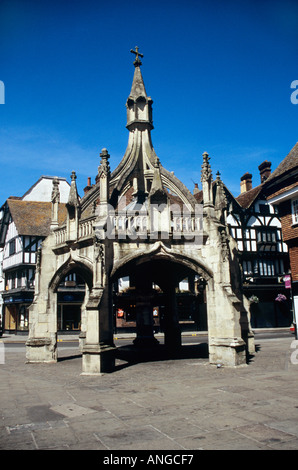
[201,151,212,183]
[97,148,110,179]
[67,171,80,208]
[96,149,111,238]
[126,46,153,131]
[149,156,168,203]
[66,171,80,241]
[214,171,227,223]
[201,152,214,210]
[110,47,197,209]
[50,177,60,230]
[98,148,110,205]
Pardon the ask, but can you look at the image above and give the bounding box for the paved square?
[1,335,298,450]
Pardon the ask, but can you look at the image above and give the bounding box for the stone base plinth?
[26,337,57,363]
[81,343,116,375]
[209,337,247,367]
[78,331,86,353]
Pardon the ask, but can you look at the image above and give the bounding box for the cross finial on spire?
[130,46,143,67]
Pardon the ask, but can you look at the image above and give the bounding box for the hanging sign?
[284,275,292,289]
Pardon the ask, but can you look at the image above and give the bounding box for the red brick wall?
[279,201,298,242]
[278,201,298,282]
[289,246,298,282]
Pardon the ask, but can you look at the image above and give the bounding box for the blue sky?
[0,0,298,203]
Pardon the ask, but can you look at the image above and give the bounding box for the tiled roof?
[267,181,298,200]
[194,189,203,203]
[236,185,263,209]
[266,142,298,182]
[7,199,67,236]
[194,181,243,208]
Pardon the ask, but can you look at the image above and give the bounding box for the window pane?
[292,200,298,224]
[243,261,247,274]
[9,239,16,256]
[267,262,271,276]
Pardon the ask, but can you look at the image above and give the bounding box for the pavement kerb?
[0,327,291,343]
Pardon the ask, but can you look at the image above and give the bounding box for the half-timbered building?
[229,164,290,328]
[264,142,298,333]
[0,177,70,332]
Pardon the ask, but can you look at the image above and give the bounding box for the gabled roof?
[236,185,263,209]
[265,142,298,183]
[21,175,71,203]
[193,180,243,209]
[235,145,298,208]
[7,199,67,237]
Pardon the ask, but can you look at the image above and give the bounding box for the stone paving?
[1,332,298,450]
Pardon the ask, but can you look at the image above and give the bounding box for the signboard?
[4,297,31,304]
[117,309,124,318]
[284,275,292,289]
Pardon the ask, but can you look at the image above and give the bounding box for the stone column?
[78,285,89,353]
[163,285,181,354]
[206,281,246,366]
[26,289,58,363]
[133,279,158,347]
[81,286,115,375]
[81,239,115,375]
[26,235,58,364]
[82,149,115,375]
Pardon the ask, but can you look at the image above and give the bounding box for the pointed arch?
[111,241,213,283]
[49,256,93,293]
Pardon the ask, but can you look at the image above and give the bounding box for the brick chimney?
[193,183,199,195]
[258,160,272,183]
[84,177,92,195]
[240,172,252,193]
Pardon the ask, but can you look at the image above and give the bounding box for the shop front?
[3,292,32,333]
[57,291,84,332]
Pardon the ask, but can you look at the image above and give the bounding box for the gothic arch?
[111,242,213,283]
[49,256,93,293]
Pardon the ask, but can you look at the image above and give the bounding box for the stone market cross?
[26,49,254,375]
